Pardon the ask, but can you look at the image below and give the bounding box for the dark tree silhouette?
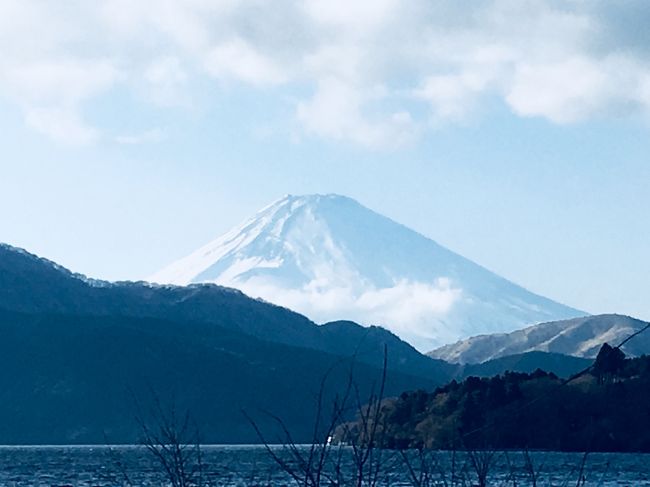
[593,343,626,384]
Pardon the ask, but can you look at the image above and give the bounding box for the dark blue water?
[0,445,648,486]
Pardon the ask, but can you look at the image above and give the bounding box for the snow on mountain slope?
[428,314,650,364]
[149,194,584,351]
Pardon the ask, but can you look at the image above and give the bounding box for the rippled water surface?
[0,445,648,486]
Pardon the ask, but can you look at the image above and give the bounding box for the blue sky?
[1,0,650,321]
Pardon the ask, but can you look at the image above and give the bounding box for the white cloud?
[2,59,120,144]
[297,78,416,148]
[5,60,119,103]
[204,38,287,86]
[1,1,650,146]
[416,74,485,121]
[115,128,164,145]
[141,57,190,107]
[506,55,644,123]
[237,277,463,350]
[303,0,399,34]
[24,106,99,145]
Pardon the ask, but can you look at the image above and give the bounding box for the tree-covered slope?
[339,348,650,452]
[0,308,436,444]
[0,243,451,383]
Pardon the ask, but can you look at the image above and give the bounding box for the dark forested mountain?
[0,244,326,349]
[0,243,450,443]
[0,243,451,381]
[429,314,650,364]
[338,349,650,452]
[0,307,436,444]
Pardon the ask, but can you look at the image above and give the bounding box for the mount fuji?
[149,194,584,351]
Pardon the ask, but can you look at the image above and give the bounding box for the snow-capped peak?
[149,194,584,351]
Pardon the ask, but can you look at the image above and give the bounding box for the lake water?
[0,445,648,486]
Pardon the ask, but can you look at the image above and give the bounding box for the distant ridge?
[150,194,583,351]
[428,314,650,364]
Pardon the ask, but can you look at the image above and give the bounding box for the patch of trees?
[338,346,650,452]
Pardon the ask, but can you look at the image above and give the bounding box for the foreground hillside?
[0,308,440,444]
[339,346,650,452]
[0,244,450,381]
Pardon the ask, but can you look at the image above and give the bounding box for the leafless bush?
[245,346,603,487]
[400,448,474,487]
[245,347,393,487]
[467,449,499,487]
[135,393,206,487]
